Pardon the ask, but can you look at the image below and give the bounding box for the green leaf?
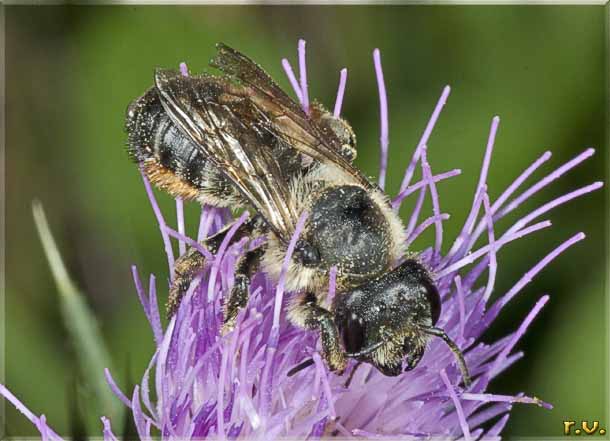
[32,200,124,429]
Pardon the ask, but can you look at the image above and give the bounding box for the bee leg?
[291,292,347,373]
[167,216,261,317]
[221,247,265,334]
[167,246,206,317]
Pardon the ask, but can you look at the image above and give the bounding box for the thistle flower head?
[2,40,602,440]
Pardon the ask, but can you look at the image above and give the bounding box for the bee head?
[334,260,439,374]
[334,259,471,384]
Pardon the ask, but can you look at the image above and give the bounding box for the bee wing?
[210,43,373,189]
[154,68,299,241]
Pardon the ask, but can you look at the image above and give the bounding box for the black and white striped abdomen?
[125,87,239,205]
[126,87,207,187]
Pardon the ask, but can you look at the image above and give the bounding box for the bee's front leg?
[289,292,347,373]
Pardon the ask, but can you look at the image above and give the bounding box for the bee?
[125,43,471,385]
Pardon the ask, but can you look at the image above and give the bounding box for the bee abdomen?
[126,89,205,184]
[125,87,240,205]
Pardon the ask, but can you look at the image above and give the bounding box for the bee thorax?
[303,185,392,278]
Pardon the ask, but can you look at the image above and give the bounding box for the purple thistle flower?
[1,40,602,440]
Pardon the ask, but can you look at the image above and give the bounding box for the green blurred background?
[4,4,607,438]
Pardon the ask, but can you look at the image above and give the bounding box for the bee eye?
[342,313,366,354]
[422,280,441,325]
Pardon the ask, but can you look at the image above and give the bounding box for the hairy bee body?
[263,171,407,299]
[127,81,406,299]
[125,44,471,384]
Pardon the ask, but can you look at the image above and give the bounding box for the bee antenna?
[421,326,472,388]
[287,358,315,377]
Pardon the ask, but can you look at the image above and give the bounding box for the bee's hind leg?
[289,292,347,373]
[221,246,265,334]
[167,215,261,317]
[167,246,207,317]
